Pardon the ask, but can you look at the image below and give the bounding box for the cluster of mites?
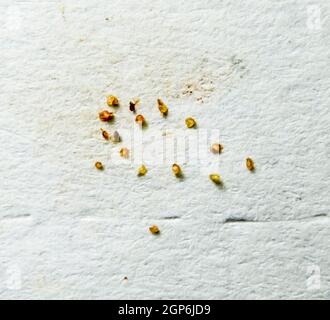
[96,95,255,235]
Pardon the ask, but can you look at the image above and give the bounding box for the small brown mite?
[157,99,168,116]
[120,148,129,158]
[135,114,145,126]
[246,158,255,171]
[99,110,114,122]
[129,99,139,112]
[211,143,223,154]
[107,95,119,107]
[95,162,104,170]
[172,164,182,177]
[112,131,120,143]
[209,174,221,184]
[185,117,196,128]
[138,165,147,176]
[100,129,110,140]
[149,225,160,234]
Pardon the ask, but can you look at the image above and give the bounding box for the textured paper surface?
[0,0,329,299]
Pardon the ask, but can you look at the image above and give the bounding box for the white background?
[0,0,329,299]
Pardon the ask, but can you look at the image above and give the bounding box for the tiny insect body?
[172,164,182,177]
[157,99,168,116]
[95,162,104,170]
[129,99,139,112]
[211,143,223,154]
[138,165,147,176]
[185,117,197,128]
[246,158,255,171]
[99,110,114,122]
[149,225,160,234]
[120,148,129,158]
[100,129,110,140]
[135,114,145,126]
[209,174,221,184]
[112,131,121,143]
[107,95,119,107]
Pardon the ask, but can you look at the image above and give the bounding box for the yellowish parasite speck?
[107,95,119,107]
[172,164,182,177]
[135,114,146,126]
[95,162,104,170]
[99,110,114,122]
[246,158,255,171]
[211,143,223,154]
[100,129,110,140]
[157,99,168,116]
[209,174,221,184]
[138,165,147,176]
[149,225,160,234]
[120,148,129,158]
[185,117,196,128]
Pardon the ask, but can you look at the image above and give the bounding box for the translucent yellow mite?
[157,99,168,116]
[172,164,182,177]
[185,117,197,128]
[120,148,129,158]
[100,129,110,140]
[138,165,148,176]
[149,225,160,234]
[209,174,221,184]
[135,114,145,126]
[95,162,104,170]
[106,95,119,107]
[246,158,255,171]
